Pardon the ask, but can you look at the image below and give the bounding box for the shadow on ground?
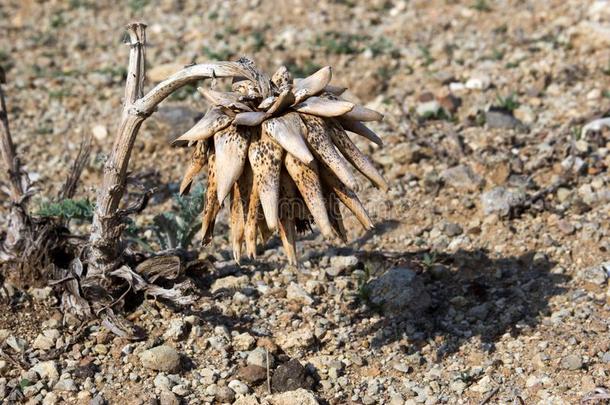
[351,248,568,360]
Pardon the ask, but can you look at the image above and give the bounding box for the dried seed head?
[171,59,386,263]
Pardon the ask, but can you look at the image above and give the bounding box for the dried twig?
[479,387,500,405]
[87,23,254,280]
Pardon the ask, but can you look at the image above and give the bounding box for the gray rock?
[159,390,180,405]
[485,110,525,130]
[215,386,236,403]
[154,374,172,390]
[30,287,53,301]
[481,186,526,216]
[270,388,319,405]
[580,261,609,285]
[234,395,260,405]
[365,267,431,316]
[163,319,188,342]
[33,329,60,351]
[561,354,583,370]
[31,361,59,383]
[443,222,463,237]
[42,392,58,405]
[211,275,249,293]
[602,352,610,363]
[327,255,359,277]
[287,282,314,305]
[54,378,77,392]
[6,335,26,352]
[139,345,181,372]
[228,379,249,395]
[247,347,275,368]
[234,332,256,351]
[89,393,106,405]
[441,165,484,192]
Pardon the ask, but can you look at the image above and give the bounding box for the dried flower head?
[172,58,387,264]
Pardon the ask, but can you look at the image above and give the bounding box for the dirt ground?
[0,0,609,404]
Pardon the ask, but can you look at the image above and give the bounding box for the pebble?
[91,124,108,141]
[365,267,431,316]
[234,332,256,351]
[228,379,249,396]
[31,361,59,384]
[441,164,483,192]
[211,275,249,293]
[139,345,181,372]
[327,255,359,277]
[580,261,609,285]
[271,359,315,393]
[247,347,274,368]
[270,388,319,405]
[481,186,526,216]
[465,74,491,90]
[561,354,583,370]
[215,386,236,403]
[53,378,77,392]
[238,364,267,384]
[286,282,314,305]
[485,110,525,130]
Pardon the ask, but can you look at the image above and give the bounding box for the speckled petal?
[293,97,354,117]
[327,120,388,190]
[320,167,373,230]
[229,164,253,263]
[325,189,347,242]
[341,105,383,122]
[336,117,383,146]
[248,130,283,231]
[263,113,314,165]
[179,141,208,195]
[214,126,250,204]
[172,107,232,144]
[284,154,333,238]
[244,178,261,259]
[234,111,268,126]
[294,66,332,97]
[201,153,221,245]
[279,171,299,265]
[197,87,252,112]
[300,114,357,189]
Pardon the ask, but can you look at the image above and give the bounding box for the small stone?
[211,275,249,293]
[270,389,319,405]
[580,262,609,285]
[6,335,26,352]
[215,386,236,403]
[91,124,108,141]
[556,187,571,202]
[228,379,249,396]
[465,74,490,90]
[443,222,463,237]
[238,364,267,385]
[481,186,526,216]
[441,165,483,192]
[90,394,106,405]
[271,359,315,393]
[54,378,77,392]
[163,319,188,341]
[32,361,59,383]
[287,282,314,305]
[327,255,359,277]
[247,347,275,368]
[233,395,260,405]
[513,105,536,124]
[280,329,315,350]
[33,329,60,351]
[234,332,256,351]
[30,287,53,301]
[42,392,58,405]
[416,100,441,117]
[139,345,181,372]
[365,267,431,316]
[561,354,583,370]
[159,390,180,405]
[485,110,524,130]
[154,374,171,390]
[601,352,610,363]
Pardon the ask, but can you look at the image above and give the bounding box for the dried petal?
[320,168,373,230]
[278,171,298,265]
[234,111,269,126]
[271,65,293,90]
[248,130,283,231]
[267,88,295,115]
[325,189,347,242]
[201,153,221,244]
[179,141,207,195]
[284,154,333,238]
[229,165,253,263]
[336,117,383,146]
[293,97,354,117]
[341,105,383,122]
[294,66,332,97]
[198,87,253,112]
[173,107,232,144]
[328,120,388,190]
[214,126,251,204]
[300,114,357,189]
[244,179,261,259]
[263,113,314,165]
[324,84,347,96]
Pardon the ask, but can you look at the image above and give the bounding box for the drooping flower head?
[173,58,387,264]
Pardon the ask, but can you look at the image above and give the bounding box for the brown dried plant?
[173,61,388,264]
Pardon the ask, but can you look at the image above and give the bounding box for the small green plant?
[36,198,94,222]
[315,31,363,55]
[150,184,205,250]
[472,0,491,11]
[202,46,233,61]
[369,37,396,57]
[128,0,149,12]
[19,378,33,390]
[422,251,438,269]
[418,45,435,67]
[354,266,384,313]
[251,31,266,52]
[420,108,452,122]
[495,93,520,112]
